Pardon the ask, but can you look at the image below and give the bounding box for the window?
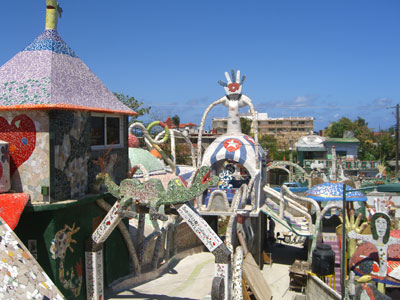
[91,114,123,149]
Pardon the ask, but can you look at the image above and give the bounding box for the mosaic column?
[86,200,123,300]
[85,242,103,300]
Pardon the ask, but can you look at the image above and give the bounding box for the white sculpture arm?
[387,236,400,246]
[197,97,227,166]
[348,230,372,242]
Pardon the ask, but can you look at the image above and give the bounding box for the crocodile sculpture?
[96,165,218,221]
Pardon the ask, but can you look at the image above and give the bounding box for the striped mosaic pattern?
[23,29,77,57]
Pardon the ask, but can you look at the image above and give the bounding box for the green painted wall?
[15,195,130,300]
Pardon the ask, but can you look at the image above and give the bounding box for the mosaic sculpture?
[87,167,220,300]
[347,271,392,300]
[338,210,368,259]
[96,165,218,221]
[197,70,260,167]
[348,197,400,285]
[49,223,82,297]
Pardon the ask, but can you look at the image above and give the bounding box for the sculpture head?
[371,212,391,243]
[193,166,219,189]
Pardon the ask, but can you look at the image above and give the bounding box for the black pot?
[312,243,335,276]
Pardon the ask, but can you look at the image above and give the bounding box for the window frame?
[90,113,124,150]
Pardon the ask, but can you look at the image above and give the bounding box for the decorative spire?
[45,0,63,31]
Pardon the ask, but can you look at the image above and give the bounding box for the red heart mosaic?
[0,115,36,176]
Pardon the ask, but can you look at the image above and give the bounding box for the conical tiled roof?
[0,29,136,115]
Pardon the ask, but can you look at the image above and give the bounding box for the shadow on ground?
[106,290,197,300]
[266,242,307,265]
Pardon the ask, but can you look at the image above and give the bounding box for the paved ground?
[107,223,306,300]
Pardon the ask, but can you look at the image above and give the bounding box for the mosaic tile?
[23,29,77,57]
[0,111,50,202]
[49,223,83,297]
[0,216,65,299]
[307,182,367,201]
[0,141,10,193]
[0,33,134,115]
[0,193,29,230]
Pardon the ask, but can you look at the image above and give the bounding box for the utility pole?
[388,104,399,178]
[396,104,399,177]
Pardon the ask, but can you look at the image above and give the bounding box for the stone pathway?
[107,223,306,300]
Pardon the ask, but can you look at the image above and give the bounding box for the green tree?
[324,117,354,138]
[324,116,388,161]
[375,133,395,162]
[240,118,252,135]
[259,134,278,159]
[172,114,180,127]
[113,93,151,124]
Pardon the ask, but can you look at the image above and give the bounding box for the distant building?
[164,117,198,134]
[212,111,314,149]
[295,133,379,177]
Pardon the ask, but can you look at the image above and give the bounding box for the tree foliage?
[324,117,354,138]
[113,93,151,124]
[324,116,395,162]
[240,118,252,135]
[172,114,180,127]
[259,134,278,159]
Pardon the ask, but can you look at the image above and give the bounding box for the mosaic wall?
[51,111,91,201]
[0,216,65,299]
[15,197,130,300]
[0,110,49,202]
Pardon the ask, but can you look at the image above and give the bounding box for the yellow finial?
[45,0,62,30]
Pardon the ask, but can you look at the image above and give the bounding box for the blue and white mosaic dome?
[201,134,265,177]
[307,182,367,201]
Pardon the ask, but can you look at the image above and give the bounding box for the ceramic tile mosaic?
[49,223,83,297]
[53,111,91,200]
[177,203,222,252]
[91,201,121,244]
[0,110,50,202]
[85,249,103,300]
[0,30,134,115]
[0,140,10,192]
[0,216,65,299]
[0,193,29,230]
[24,29,77,57]
[201,134,264,179]
[307,182,367,201]
[232,247,244,300]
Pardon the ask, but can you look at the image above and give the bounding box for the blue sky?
[1,1,400,131]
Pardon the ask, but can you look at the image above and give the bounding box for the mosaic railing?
[303,159,381,170]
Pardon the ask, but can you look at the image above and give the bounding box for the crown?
[218,69,246,96]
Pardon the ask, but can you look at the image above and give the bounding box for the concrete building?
[212,111,314,149]
[295,133,380,177]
